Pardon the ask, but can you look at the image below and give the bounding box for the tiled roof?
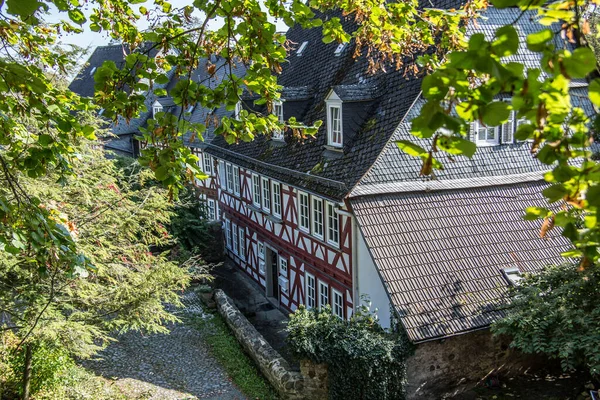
[332,83,381,102]
[354,7,595,195]
[350,181,570,342]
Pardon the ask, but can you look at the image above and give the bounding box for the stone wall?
[213,289,327,400]
[405,329,545,399]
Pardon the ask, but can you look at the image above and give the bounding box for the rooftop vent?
[502,267,523,286]
[334,43,346,56]
[297,41,308,56]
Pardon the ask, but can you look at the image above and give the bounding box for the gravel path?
[82,291,246,400]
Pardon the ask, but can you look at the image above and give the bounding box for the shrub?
[286,304,413,400]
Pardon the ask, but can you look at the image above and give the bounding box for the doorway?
[265,247,279,304]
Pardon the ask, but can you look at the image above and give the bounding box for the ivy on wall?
[286,304,413,400]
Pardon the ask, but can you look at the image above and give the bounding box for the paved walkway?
[82,291,246,400]
[213,259,298,369]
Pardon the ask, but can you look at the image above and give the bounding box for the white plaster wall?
[356,232,392,329]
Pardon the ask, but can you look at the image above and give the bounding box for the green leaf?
[543,184,568,202]
[586,185,600,208]
[492,25,518,57]
[395,140,427,157]
[589,79,600,107]
[524,206,550,220]
[526,29,553,52]
[155,74,170,85]
[481,102,510,126]
[562,48,596,79]
[490,0,519,8]
[68,9,86,25]
[6,0,43,18]
[437,136,476,157]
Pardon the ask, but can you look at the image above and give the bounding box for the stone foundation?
[406,329,545,399]
[213,289,327,400]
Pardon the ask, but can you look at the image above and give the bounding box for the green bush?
[286,304,412,400]
[493,263,600,376]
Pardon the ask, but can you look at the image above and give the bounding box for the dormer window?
[325,91,343,148]
[272,100,284,141]
[474,121,499,146]
[153,105,163,118]
[234,101,243,119]
[502,267,523,286]
[297,41,308,56]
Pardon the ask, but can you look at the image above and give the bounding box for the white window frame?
[232,222,239,255]
[326,202,339,247]
[226,163,234,193]
[272,181,282,218]
[272,100,284,140]
[258,242,265,260]
[474,120,500,146]
[204,154,213,175]
[318,280,329,310]
[225,219,232,249]
[238,227,245,260]
[261,177,271,212]
[312,196,324,240]
[252,174,261,207]
[234,101,243,119]
[207,199,216,221]
[153,105,163,118]
[332,288,343,318]
[233,166,241,196]
[218,160,226,188]
[327,100,343,147]
[279,257,288,275]
[305,273,316,309]
[298,191,310,232]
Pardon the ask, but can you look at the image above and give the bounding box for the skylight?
[502,267,523,286]
[334,43,346,56]
[297,41,308,56]
[187,105,195,113]
[90,67,97,76]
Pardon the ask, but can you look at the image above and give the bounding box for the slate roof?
[350,181,570,342]
[352,7,595,196]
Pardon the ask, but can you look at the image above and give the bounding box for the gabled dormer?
[324,84,380,151]
[152,97,176,118]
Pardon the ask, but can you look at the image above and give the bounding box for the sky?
[46,0,288,53]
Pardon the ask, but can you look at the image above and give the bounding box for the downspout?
[337,207,359,315]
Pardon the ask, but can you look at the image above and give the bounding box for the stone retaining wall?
[213,289,327,399]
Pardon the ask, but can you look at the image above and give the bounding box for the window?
[334,43,346,56]
[326,202,339,246]
[305,273,316,309]
[203,154,213,175]
[262,177,271,212]
[226,163,234,192]
[233,166,241,196]
[332,289,343,318]
[279,257,288,275]
[273,100,284,122]
[474,121,499,146]
[90,66,97,76]
[225,219,232,249]
[327,104,342,147]
[186,105,195,113]
[272,100,284,141]
[272,181,282,218]
[502,267,523,286]
[312,196,324,239]
[298,191,310,232]
[318,281,329,309]
[258,242,265,260]
[297,41,308,56]
[252,174,261,207]
[153,105,163,118]
[207,199,216,221]
[234,101,243,119]
[232,223,239,254]
[219,160,226,188]
[238,227,245,260]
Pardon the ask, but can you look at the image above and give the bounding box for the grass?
[194,313,279,400]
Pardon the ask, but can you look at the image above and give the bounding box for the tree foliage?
[0,142,189,398]
[287,305,413,400]
[492,263,600,376]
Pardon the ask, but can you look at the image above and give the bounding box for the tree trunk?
[22,344,32,400]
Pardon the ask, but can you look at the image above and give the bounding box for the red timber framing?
[213,156,354,318]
